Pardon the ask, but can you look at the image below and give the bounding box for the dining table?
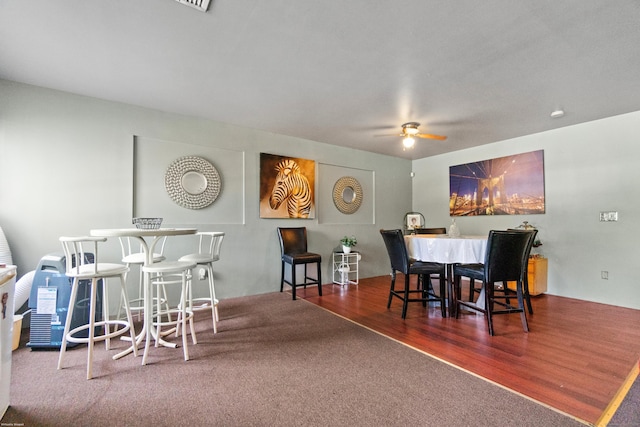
[404,233,487,317]
[90,227,197,363]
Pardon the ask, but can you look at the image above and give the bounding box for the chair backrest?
[59,236,106,276]
[277,227,308,256]
[197,232,225,259]
[483,230,532,283]
[379,229,410,274]
[414,227,447,235]
[507,228,538,270]
[119,236,167,260]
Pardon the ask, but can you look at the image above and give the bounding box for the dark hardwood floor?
[296,275,640,426]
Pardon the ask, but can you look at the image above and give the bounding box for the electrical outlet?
[601,271,608,280]
[198,268,207,280]
[599,211,618,222]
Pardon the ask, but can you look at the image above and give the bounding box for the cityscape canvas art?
[449,150,545,216]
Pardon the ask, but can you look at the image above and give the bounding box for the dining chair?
[178,231,224,333]
[467,229,537,315]
[277,227,322,300]
[453,230,532,336]
[57,236,138,379]
[504,228,538,314]
[379,229,446,318]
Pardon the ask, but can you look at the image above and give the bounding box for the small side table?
[332,251,360,286]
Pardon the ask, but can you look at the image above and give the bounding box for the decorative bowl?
[132,217,163,230]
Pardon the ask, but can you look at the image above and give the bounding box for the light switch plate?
[174,0,210,12]
[599,211,618,222]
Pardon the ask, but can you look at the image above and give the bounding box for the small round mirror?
[333,176,363,214]
[181,171,208,195]
[342,186,356,204]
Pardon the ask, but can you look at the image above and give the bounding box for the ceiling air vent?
[174,0,211,12]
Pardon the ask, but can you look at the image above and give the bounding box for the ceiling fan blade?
[416,133,447,140]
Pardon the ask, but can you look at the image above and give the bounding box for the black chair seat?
[410,261,446,275]
[277,227,322,300]
[452,264,483,280]
[283,252,321,265]
[380,229,447,319]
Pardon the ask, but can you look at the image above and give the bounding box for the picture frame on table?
[406,214,422,230]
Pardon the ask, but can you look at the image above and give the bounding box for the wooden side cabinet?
[508,256,548,296]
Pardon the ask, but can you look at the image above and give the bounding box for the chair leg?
[316,262,322,296]
[102,278,111,351]
[516,280,529,332]
[188,270,198,344]
[205,264,218,333]
[280,261,285,293]
[303,264,308,289]
[119,274,138,358]
[523,276,533,314]
[439,275,447,318]
[58,278,80,371]
[180,270,190,361]
[454,274,461,319]
[86,277,98,380]
[485,282,494,336]
[401,274,410,319]
[387,271,396,309]
[291,263,297,300]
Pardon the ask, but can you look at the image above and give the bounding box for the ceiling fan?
[380,122,447,149]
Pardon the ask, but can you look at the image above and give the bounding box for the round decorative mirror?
[165,156,221,210]
[342,186,356,203]
[333,176,363,214]
[181,171,208,195]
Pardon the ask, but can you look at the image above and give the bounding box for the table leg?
[114,236,179,364]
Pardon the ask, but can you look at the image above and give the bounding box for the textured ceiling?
[2,1,640,159]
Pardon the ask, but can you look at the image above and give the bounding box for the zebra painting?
[268,159,312,218]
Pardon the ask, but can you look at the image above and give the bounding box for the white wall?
[412,111,640,309]
[0,80,412,307]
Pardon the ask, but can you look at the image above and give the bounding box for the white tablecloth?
[404,234,487,264]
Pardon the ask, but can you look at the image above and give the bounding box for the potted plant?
[340,235,357,253]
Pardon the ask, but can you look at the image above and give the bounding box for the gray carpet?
[609,375,640,426]
[3,292,586,426]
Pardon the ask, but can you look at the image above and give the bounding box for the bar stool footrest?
[65,320,131,344]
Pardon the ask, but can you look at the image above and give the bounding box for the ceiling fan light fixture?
[402,122,420,135]
[403,136,415,148]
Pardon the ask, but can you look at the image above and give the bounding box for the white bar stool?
[178,232,224,333]
[58,236,138,380]
[141,260,197,364]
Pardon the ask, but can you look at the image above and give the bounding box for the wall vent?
[174,0,211,13]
